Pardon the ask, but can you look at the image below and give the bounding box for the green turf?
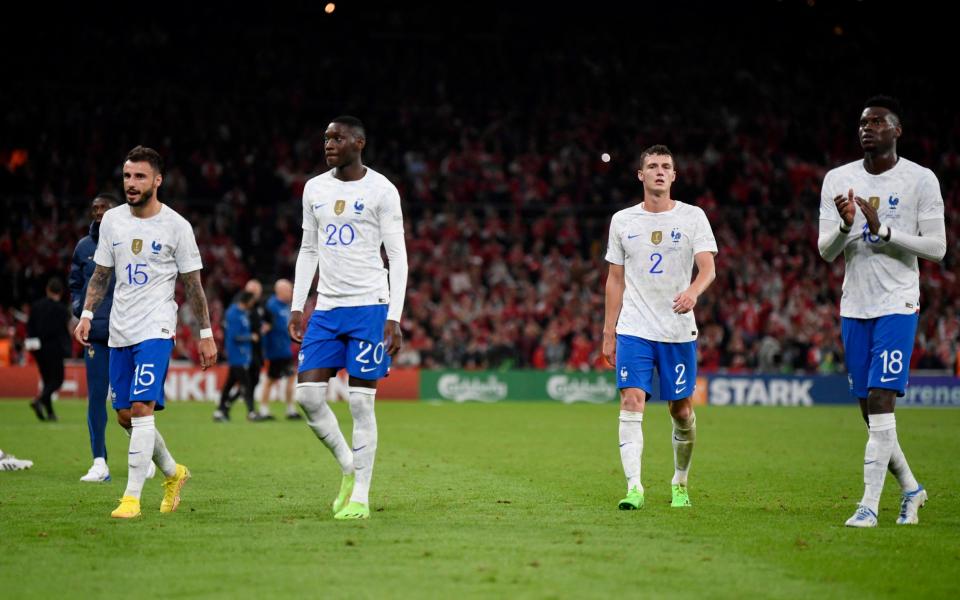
[1,401,957,599]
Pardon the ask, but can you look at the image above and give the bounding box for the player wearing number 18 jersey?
[819,96,947,528]
[602,145,717,511]
[75,146,218,519]
[289,116,408,521]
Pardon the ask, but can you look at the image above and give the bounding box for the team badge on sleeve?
[651,231,662,245]
[132,239,143,254]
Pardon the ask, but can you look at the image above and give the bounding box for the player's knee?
[866,388,896,414]
[130,402,153,418]
[295,384,324,414]
[347,387,376,418]
[669,400,693,422]
[619,388,645,412]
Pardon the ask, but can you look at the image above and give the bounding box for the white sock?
[348,387,378,505]
[93,456,107,468]
[671,412,696,486]
[861,413,897,513]
[153,428,178,478]
[124,415,156,499]
[619,411,644,494]
[888,440,920,493]
[297,383,354,473]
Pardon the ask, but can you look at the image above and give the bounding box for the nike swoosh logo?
[675,387,686,394]
[627,234,640,239]
[352,446,366,452]
[360,366,377,373]
[619,443,629,448]
[112,242,122,246]
[132,388,149,395]
[880,376,897,383]
[673,435,684,443]
[864,460,877,465]
[312,203,326,209]
[129,451,141,455]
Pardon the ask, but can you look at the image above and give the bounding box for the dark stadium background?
[1,1,956,375]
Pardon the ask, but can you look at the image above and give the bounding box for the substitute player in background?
[70,193,131,481]
[602,145,717,511]
[289,116,408,521]
[260,279,300,420]
[244,279,269,418]
[213,291,259,422]
[818,96,946,528]
[75,146,218,519]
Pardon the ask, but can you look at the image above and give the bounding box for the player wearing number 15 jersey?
[819,96,946,528]
[602,145,717,512]
[289,116,408,521]
[74,146,218,519]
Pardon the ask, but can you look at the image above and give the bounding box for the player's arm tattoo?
[179,270,212,328]
[83,265,114,313]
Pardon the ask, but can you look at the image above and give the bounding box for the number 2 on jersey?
[649,253,664,274]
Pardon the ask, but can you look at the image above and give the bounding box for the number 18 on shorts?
[841,313,918,398]
[298,305,391,380]
[615,334,697,401]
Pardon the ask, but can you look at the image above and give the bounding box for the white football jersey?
[94,204,202,347]
[301,167,404,310]
[820,158,944,319]
[606,201,718,343]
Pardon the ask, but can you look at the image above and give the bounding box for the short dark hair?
[46,277,64,295]
[639,144,676,168]
[864,95,902,124]
[94,192,120,206]
[237,291,254,306]
[126,145,164,175]
[330,115,366,138]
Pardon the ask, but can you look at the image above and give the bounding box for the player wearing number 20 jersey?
[295,164,405,379]
[290,116,408,521]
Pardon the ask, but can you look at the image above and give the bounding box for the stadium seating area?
[2,5,958,372]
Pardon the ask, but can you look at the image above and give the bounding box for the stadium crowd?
[2,5,958,373]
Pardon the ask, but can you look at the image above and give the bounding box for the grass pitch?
[1,400,957,599]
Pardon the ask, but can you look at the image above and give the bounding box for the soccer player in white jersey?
[603,145,717,511]
[818,96,946,528]
[74,146,218,519]
[289,116,408,521]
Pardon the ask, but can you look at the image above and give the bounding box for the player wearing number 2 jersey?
[289,116,409,521]
[74,146,218,519]
[602,145,717,512]
[819,96,946,528]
